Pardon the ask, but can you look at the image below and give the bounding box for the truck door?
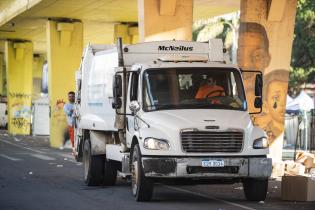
[126,72,139,145]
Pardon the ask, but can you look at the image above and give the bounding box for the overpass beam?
[138,0,193,41]
[5,41,33,135]
[238,0,297,162]
[47,20,83,148]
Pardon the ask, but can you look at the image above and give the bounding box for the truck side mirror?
[113,75,122,98]
[254,97,262,109]
[112,97,122,109]
[255,74,263,97]
[112,74,122,109]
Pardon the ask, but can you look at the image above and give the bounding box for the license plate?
[201,160,225,167]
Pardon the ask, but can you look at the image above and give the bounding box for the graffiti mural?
[238,22,291,147]
[8,92,32,133]
[52,99,66,122]
[254,70,289,144]
[238,22,271,112]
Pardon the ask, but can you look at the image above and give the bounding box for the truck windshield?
[142,68,247,111]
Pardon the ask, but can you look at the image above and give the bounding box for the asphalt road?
[0,131,314,210]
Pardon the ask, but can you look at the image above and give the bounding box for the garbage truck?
[73,38,272,201]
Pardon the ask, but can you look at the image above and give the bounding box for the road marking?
[0,154,22,161]
[30,154,56,161]
[1,138,79,164]
[163,185,257,210]
[1,139,45,154]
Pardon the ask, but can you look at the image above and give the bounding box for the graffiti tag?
[12,118,29,129]
[9,92,31,99]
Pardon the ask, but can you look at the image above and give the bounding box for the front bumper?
[142,156,272,178]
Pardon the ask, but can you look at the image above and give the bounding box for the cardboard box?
[281,176,315,201]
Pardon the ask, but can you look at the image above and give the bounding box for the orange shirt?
[195,84,225,99]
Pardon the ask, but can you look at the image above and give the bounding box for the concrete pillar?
[0,53,5,96]
[238,0,297,162]
[114,24,139,44]
[5,41,33,135]
[128,26,139,44]
[138,0,193,41]
[47,20,83,148]
[33,54,45,99]
[114,24,131,44]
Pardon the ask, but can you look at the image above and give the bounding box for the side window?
[130,72,139,101]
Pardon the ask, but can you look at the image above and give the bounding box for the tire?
[103,159,118,186]
[131,144,154,202]
[243,178,268,201]
[83,140,104,186]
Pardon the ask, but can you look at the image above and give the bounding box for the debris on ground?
[284,152,315,176]
[281,151,315,201]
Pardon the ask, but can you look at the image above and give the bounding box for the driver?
[195,76,225,99]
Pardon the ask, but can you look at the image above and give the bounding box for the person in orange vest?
[195,76,225,99]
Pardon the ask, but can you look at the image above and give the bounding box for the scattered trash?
[14,137,20,142]
[274,186,278,189]
[28,171,33,175]
[234,186,243,190]
[56,165,63,168]
[49,163,56,165]
[258,201,264,204]
[284,152,315,176]
[77,163,82,166]
[64,158,68,160]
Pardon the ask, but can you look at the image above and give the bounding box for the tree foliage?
[291,0,315,85]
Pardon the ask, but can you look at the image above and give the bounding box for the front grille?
[181,131,243,153]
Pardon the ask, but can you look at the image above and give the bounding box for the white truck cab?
[74,39,272,202]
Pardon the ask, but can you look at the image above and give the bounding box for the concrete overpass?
[0,0,297,162]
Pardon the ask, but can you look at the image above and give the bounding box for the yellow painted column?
[238,0,297,162]
[129,26,139,44]
[114,24,131,44]
[5,41,33,135]
[47,20,83,148]
[138,0,193,41]
[114,24,139,44]
[32,54,45,99]
[0,53,4,96]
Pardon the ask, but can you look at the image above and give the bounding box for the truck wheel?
[243,178,268,201]
[103,159,117,186]
[131,144,153,201]
[83,140,104,186]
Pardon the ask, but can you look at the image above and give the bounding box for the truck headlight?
[253,137,269,149]
[143,138,170,150]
